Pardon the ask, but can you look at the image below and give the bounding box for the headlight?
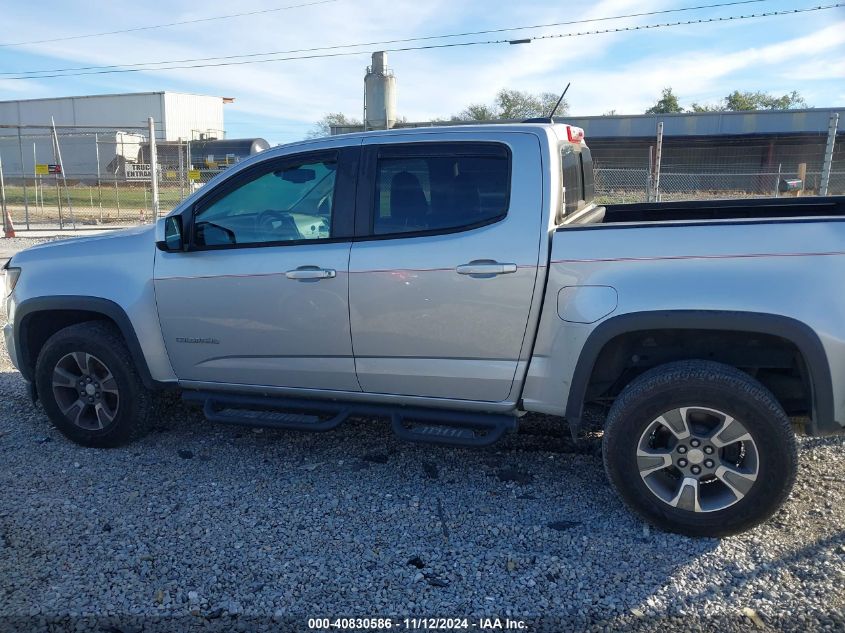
[4,267,20,296]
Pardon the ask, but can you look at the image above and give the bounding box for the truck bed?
[600,196,845,223]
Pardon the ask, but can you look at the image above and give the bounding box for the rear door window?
[372,143,510,236]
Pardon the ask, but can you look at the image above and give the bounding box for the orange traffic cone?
[2,211,13,238]
[2,205,14,238]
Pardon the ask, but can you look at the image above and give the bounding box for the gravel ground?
[0,239,843,632]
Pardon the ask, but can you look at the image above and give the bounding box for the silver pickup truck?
[4,123,844,536]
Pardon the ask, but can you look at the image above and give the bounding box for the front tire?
[603,360,797,537]
[35,321,153,447]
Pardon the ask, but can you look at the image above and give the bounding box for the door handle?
[285,266,336,280]
[456,261,518,276]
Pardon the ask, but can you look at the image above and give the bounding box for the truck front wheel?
[35,321,154,448]
[602,360,797,537]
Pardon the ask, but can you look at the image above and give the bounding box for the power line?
[0,0,339,48]
[3,0,775,77]
[2,4,841,80]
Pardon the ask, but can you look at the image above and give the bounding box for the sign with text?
[125,164,152,181]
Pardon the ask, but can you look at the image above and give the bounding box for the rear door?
[348,133,544,402]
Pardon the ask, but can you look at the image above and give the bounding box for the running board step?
[390,410,517,447]
[183,392,350,432]
[182,391,518,448]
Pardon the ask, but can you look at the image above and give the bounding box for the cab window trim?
[354,141,513,241]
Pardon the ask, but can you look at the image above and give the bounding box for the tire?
[35,321,154,448]
[602,360,797,537]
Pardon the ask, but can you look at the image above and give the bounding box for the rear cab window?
[371,142,511,236]
[561,143,595,217]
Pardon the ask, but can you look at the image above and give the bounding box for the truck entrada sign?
[125,164,154,181]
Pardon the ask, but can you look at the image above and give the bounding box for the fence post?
[50,123,64,229]
[16,126,30,229]
[178,140,185,201]
[652,121,664,203]
[186,140,192,194]
[32,142,40,216]
[647,146,653,202]
[797,163,807,196]
[148,117,160,219]
[51,117,75,229]
[820,112,839,197]
[0,155,11,237]
[94,132,103,222]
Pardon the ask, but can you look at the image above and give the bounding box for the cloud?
[560,20,845,114]
[1,0,843,141]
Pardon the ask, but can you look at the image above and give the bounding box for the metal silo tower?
[364,52,397,131]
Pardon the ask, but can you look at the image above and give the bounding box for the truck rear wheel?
[35,321,153,448]
[602,360,797,537]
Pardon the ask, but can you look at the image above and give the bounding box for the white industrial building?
[0,91,229,141]
[0,91,233,180]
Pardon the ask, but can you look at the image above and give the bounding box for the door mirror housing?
[157,215,185,252]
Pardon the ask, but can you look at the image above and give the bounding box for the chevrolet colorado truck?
[5,123,845,537]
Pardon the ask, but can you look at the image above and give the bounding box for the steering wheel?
[257,209,302,241]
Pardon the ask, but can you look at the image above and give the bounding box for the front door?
[155,146,360,391]
[348,135,543,402]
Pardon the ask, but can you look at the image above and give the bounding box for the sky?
[1,0,843,144]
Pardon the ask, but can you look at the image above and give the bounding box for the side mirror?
[157,216,185,252]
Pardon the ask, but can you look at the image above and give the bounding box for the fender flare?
[565,310,836,436]
[14,295,160,389]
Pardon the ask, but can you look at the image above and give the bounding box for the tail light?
[566,125,585,143]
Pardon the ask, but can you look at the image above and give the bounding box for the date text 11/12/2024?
[307,617,528,630]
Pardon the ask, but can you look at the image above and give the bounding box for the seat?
[389,171,429,230]
[429,172,482,230]
[451,172,481,216]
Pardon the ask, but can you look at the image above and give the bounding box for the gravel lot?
[0,239,844,632]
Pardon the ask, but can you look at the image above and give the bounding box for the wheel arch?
[15,296,158,391]
[566,310,835,437]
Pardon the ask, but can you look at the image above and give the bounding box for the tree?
[645,88,683,114]
[688,101,722,113]
[722,90,806,111]
[307,112,362,139]
[452,103,498,121]
[451,88,568,121]
[647,88,807,114]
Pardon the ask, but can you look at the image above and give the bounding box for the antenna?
[522,82,570,124]
[547,82,571,119]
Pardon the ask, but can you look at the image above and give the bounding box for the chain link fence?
[0,125,232,230]
[1,123,842,228]
[595,167,845,204]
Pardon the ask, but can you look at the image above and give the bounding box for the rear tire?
[35,321,153,447]
[602,360,797,537]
